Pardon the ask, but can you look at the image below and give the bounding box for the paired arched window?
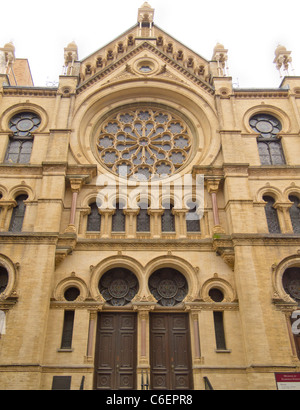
[137,202,150,232]
[87,202,101,232]
[263,195,281,234]
[112,202,126,232]
[186,201,201,233]
[9,194,28,232]
[5,112,41,164]
[250,114,285,165]
[162,205,175,232]
[289,195,300,234]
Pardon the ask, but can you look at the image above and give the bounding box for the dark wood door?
[94,313,137,390]
[150,313,193,390]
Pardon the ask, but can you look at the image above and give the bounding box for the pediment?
[76,25,214,95]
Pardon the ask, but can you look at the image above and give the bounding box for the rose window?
[99,268,139,306]
[96,107,192,179]
[149,268,188,306]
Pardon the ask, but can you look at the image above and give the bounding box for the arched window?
[162,204,175,232]
[289,195,300,234]
[249,114,285,165]
[186,201,201,232]
[87,202,101,232]
[263,195,281,233]
[9,194,28,232]
[137,202,150,232]
[5,112,40,164]
[112,202,125,232]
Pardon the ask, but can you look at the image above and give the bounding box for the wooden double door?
[94,312,193,390]
[94,313,137,390]
[150,313,193,390]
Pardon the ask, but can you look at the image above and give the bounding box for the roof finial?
[138,2,155,24]
[273,44,293,78]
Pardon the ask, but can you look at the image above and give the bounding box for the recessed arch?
[89,255,144,302]
[272,254,300,304]
[144,255,199,301]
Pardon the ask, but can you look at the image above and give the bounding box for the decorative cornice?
[2,87,57,97]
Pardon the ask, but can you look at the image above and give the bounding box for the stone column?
[207,178,225,234]
[172,209,188,238]
[274,202,293,234]
[148,209,164,238]
[124,209,139,238]
[0,201,16,231]
[64,177,84,233]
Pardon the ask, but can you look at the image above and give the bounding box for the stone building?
[0,2,299,390]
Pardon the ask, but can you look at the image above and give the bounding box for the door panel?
[94,313,137,390]
[150,313,193,390]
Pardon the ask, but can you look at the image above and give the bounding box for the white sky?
[2,0,300,88]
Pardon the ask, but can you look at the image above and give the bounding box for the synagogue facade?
[0,3,299,390]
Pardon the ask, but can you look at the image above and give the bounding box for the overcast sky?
[2,0,300,88]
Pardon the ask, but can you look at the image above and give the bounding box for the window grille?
[162,206,175,232]
[289,195,300,234]
[87,203,101,232]
[263,196,281,234]
[137,204,150,232]
[9,195,28,232]
[186,203,201,232]
[112,203,125,232]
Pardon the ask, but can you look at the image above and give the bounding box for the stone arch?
[272,254,300,304]
[0,103,49,133]
[243,104,290,134]
[71,81,220,172]
[0,254,19,301]
[53,275,89,302]
[256,185,283,203]
[200,274,236,303]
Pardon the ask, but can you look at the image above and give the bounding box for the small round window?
[0,267,9,295]
[9,112,41,138]
[64,287,80,302]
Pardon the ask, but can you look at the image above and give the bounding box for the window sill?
[215,349,231,354]
[57,348,73,353]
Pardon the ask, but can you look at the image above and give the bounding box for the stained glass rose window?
[96,107,192,179]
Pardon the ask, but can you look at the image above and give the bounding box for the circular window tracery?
[9,112,41,138]
[249,114,282,139]
[99,268,139,306]
[96,107,192,180]
[149,268,188,306]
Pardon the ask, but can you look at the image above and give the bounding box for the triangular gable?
[76,23,213,94]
